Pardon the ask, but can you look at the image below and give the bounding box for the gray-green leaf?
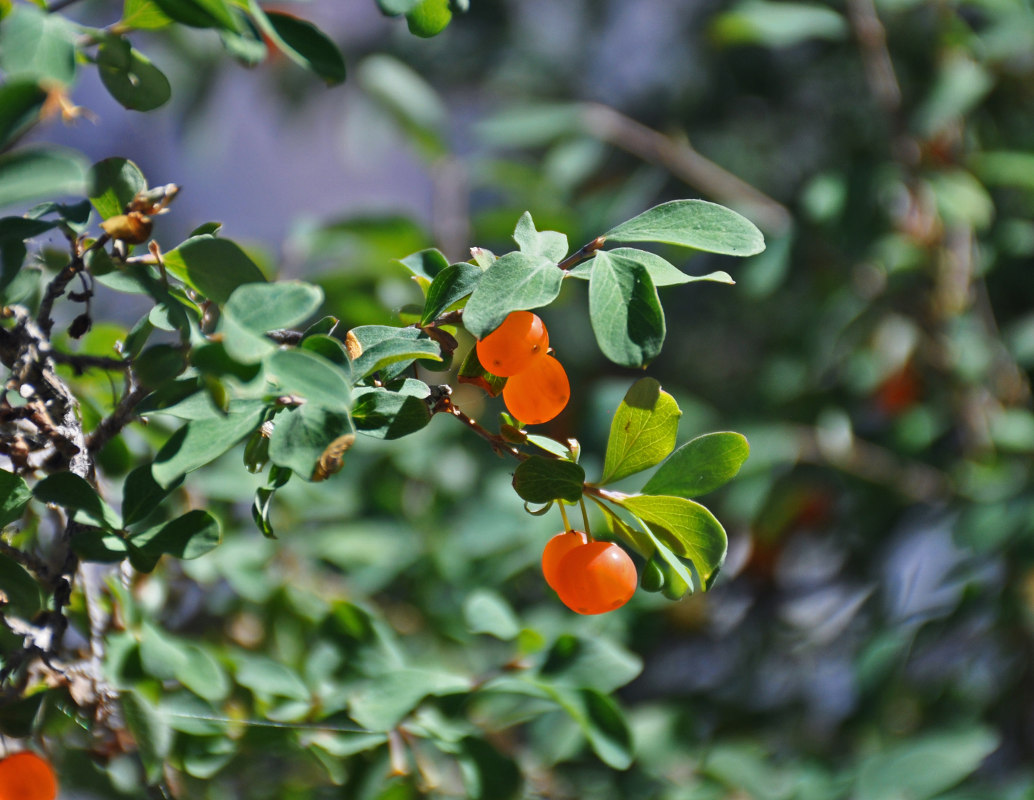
[605,199,765,256]
[589,249,665,368]
[461,251,563,339]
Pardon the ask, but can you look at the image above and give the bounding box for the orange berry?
[502,354,569,425]
[541,530,589,590]
[475,311,549,377]
[554,541,637,615]
[0,751,58,800]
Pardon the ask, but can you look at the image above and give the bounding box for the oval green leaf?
[643,431,750,498]
[599,378,680,485]
[97,37,172,111]
[88,157,147,220]
[461,251,563,339]
[512,456,585,504]
[129,509,221,560]
[589,249,665,368]
[0,147,87,211]
[619,494,727,587]
[605,199,765,256]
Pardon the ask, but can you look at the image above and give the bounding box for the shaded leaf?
[97,36,172,111]
[151,0,238,30]
[152,400,266,487]
[0,553,42,619]
[463,589,520,640]
[0,4,77,85]
[33,472,121,530]
[0,79,48,150]
[512,456,585,504]
[589,250,665,368]
[0,147,87,210]
[130,509,221,561]
[349,668,471,731]
[352,380,431,439]
[247,4,346,84]
[268,403,354,480]
[0,468,32,528]
[121,464,183,527]
[421,262,482,325]
[513,211,568,262]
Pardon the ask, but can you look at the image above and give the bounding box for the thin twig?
[37,235,109,337]
[579,103,792,235]
[49,350,129,373]
[431,394,525,460]
[87,383,150,453]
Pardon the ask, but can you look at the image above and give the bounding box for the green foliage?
[599,378,681,485]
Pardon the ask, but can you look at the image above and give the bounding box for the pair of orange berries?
[542,530,637,615]
[0,751,58,800]
[475,311,570,425]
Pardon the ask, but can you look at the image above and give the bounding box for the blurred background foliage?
[5,0,1034,797]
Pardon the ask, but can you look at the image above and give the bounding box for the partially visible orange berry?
[554,541,637,615]
[502,354,569,425]
[0,751,58,800]
[541,530,589,591]
[475,311,549,377]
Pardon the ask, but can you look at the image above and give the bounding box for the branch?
[579,103,792,235]
[49,350,130,373]
[87,382,150,453]
[37,234,108,337]
[431,392,525,460]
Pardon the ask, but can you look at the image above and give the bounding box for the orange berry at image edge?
[553,540,637,615]
[475,310,549,377]
[0,751,59,800]
[541,530,590,590]
[502,354,570,425]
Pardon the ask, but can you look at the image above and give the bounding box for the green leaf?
[420,262,481,325]
[462,589,520,640]
[88,157,147,220]
[856,728,998,800]
[349,668,471,731]
[643,432,750,498]
[121,464,183,528]
[151,0,238,30]
[299,334,350,372]
[619,494,727,586]
[352,380,431,439]
[376,0,421,13]
[130,509,221,560]
[96,36,172,111]
[247,4,346,84]
[122,691,173,782]
[224,280,323,330]
[589,249,665,368]
[579,247,733,287]
[456,737,522,800]
[0,79,48,150]
[71,530,129,563]
[0,147,88,210]
[0,553,41,619]
[358,55,448,158]
[0,468,32,528]
[538,635,642,694]
[349,325,441,379]
[457,345,506,397]
[267,349,352,410]
[397,247,450,285]
[120,0,174,30]
[513,211,568,262]
[268,403,354,480]
[547,686,634,770]
[512,456,585,504]
[152,400,266,487]
[461,251,563,339]
[233,653,311,702]
[599,378,680,485]
[177,645,230,702]
[711,0,848,48]
[33,472,121,530]
[134,343,187,388]
[605,199,765,257]
[0,4,77,85]
[163,236,267,305]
